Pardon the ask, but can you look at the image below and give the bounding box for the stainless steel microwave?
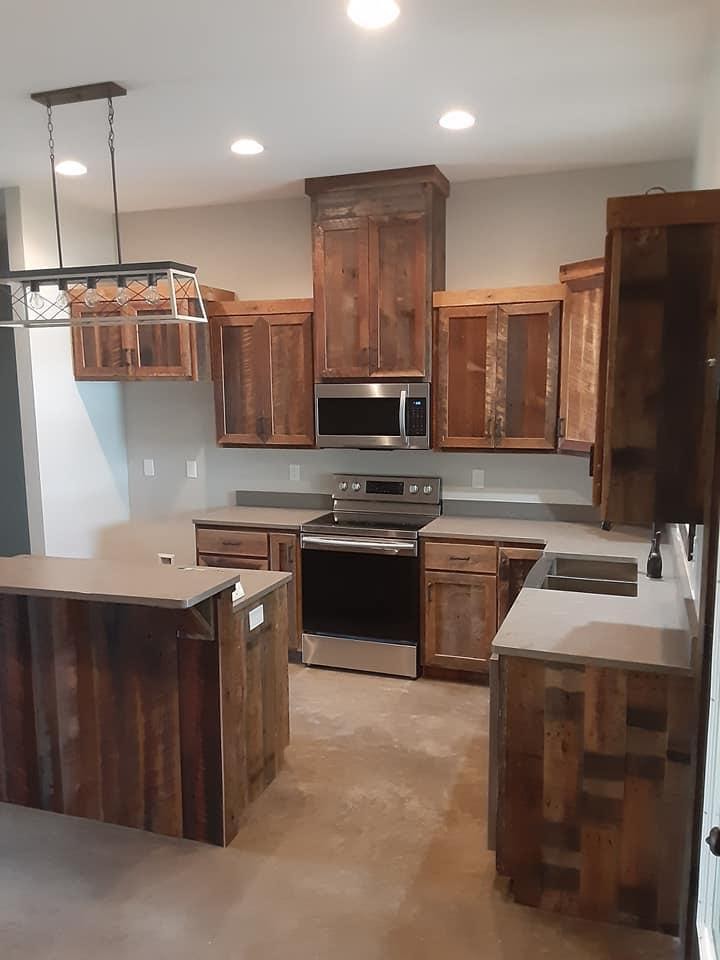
[315,383,431,449]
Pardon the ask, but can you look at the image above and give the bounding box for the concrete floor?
[0,665,681,959]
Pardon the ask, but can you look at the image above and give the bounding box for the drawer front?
[197,553,270,571]
[196,527,269,558]
[424,541,497,574]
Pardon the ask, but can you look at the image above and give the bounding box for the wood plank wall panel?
[498,656,695,933]
[0,590,290,847]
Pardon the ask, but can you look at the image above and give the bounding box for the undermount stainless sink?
[525,553,639,598]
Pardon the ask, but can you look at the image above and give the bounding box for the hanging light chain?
[107,96,123,265]
[46,104,63,268]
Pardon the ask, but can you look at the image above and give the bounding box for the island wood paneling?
[0,586,290,847]
[496,656,695,934]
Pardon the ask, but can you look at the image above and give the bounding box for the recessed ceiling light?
[439,110,476,131]
[55,159,87,176]
[230,138,264,156]
[347,0,400,30]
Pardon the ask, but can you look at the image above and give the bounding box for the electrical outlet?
[186,460,198,479]
[158,553,175,566]
[289,464,301,483]
[472,469,486,489]
[143,459,155,478]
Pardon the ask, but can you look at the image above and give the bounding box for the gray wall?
[0,193,29,555]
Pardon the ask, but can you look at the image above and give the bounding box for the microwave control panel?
[406,398,427,437]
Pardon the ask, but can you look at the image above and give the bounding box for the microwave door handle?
[399,388,409,447]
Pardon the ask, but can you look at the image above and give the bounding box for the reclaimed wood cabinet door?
[495,301,561,449]
[266,314,315,447]
[435,305,498,449]
[497,547,543,627]
[558,259,605,454]
[313,217,370,379]
[423,571,497,673]
[368,212,428,378]
[212,314,268,445]
[270,533,302,654]
[197,553,270,571]
[71,304,130,380]
[123,302,194,379]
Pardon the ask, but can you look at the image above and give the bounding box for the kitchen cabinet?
[422,540,498,675]
[306,165,449,382]
[497,547,543,626]
[195,524,303,655]
[433,286,563,450]
[71,284,233,381]
[558,258,605,454]
[594,189,720,523]
[210,299,315,448]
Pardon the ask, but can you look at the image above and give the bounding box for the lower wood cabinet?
[497,546,543,627]
[424,570,498,674]
[195,525,302,655]
[422,539,543,677]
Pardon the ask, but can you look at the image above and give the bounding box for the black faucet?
[647,528,663,580]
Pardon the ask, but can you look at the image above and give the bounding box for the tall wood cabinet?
[433,287,562,450]
[594,189,720,523]
[306,166,449,381]
[558,258,605,454]
[71,284,233,381]
[209,299,315,448]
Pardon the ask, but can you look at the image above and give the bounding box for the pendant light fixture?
[0,82,207,328]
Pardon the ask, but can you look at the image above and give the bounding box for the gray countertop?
[193,506,329,531]
[0,556,291,610]
[421,517,697,675]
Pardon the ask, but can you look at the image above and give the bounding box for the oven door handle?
[399,388,409,448]
[301,535,417,557]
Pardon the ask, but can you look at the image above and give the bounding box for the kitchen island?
[0,556,292,846]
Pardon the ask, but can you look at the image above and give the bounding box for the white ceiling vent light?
[0,81,207,329]
[347,0,400,30]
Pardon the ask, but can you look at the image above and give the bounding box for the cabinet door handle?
[487,415,494,439]
[494,415,504,443]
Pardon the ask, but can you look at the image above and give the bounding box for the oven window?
[302,549,419,645]
[317,397,401,437]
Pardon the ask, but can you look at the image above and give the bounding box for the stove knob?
[338,481,348,492]
[409,484,419,495]
[351,482,362,492]
[423,484,434,495]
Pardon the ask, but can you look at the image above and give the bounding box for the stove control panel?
[333,475,442,505]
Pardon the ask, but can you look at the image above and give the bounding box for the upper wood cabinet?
[594,189,720,523]
[71,284,233,382]
[558,258,605,454]
[210,299,315,448]
[306,165,449,382]
[433,286,563,451]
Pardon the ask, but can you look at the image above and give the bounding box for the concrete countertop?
[193,506,329,531]
[0,556,291,611]
[421,517,696,676]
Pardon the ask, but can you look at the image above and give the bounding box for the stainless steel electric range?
[300,474,442,679]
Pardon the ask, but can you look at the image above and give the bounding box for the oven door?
[315,382,430,450]
[300,534,420,677]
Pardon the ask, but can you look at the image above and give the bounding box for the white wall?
[9,188,130,558]
[695,34,720,189]
[116,158,693,562]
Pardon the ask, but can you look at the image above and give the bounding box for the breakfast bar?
[0,556,292,846]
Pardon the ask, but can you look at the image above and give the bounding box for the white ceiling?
[0,0,714,212]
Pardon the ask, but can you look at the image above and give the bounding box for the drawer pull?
[449,555,472,562]
[222,540,241,547]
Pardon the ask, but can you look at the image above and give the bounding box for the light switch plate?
[248,604,264,630]
[186,459,198,479]
[472,469,486,489]
[143,459,155,478]
[289,464,301,482]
